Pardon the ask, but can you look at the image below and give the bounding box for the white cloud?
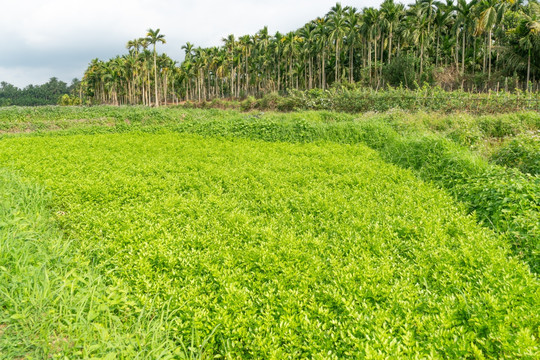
[1,0,385,87]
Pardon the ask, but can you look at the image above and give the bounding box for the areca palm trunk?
[462,26,466,75]
[163,72,168,105]
[316,54,321,88]
[141,79,145,105]
[380,35,384,79]
[230,65,234,97]
[197,74,201,101]
[436,31,440,67]
[309,56,313,89]
[488,30,492,79]
[349,47,354,83]
[153,51,159,106]
[380,35,384,65]
[335,42,340,83]
[171,78,175,104]
[482,35,488,74]
[368,39,372,81]
[147,71,151,105]
[388,27,393,63]
[527,49,531,91]
[289,55,293,89]
[322,50,326,89]
[304,62,308,89]
[245,52,249,95]
[374,36,378,83]
[420,33,424,77]
[236,69,240,97]
[473,38,477,75]
[454,29,459,72]
[277,55,281,91]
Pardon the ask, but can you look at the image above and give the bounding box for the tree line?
[0,78,81,106]
[82,0,540,106]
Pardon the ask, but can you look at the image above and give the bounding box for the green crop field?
[1,107,539,359]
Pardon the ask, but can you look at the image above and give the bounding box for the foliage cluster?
[165,112,540,270]
[1,133,539,358]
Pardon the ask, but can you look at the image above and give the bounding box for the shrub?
[492,132,540,175]
[58,94,82,106]
[240,96,256,111]
[256,92,281,110]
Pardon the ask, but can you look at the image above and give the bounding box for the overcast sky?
[0,0,389,88]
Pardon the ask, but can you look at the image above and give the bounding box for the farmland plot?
[0,131,539,358]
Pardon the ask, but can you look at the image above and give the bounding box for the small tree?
[383,55,419,88]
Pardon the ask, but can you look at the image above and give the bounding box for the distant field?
[1,107,539,358]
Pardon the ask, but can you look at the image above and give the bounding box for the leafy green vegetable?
[1,132,539,358]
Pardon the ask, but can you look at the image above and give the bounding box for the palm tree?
[299,22,317,88]
[282,31,302,89]
[238,35,253,95]
[314,18,329,89]
[432,2,452,67]
[508,2,540,88]
[454,0,477,75]
[146,28,166,106]
[328,3,347,83]
[345,6,360,83]
[381,0,403,64]
[408,2,430,78]
[139,39,151,105]
[361,8,378,83]
[273,32,285,91]
[475,0,506,78]
[222,34,236,97]
[256,27,272,92]
[126,39,141,56]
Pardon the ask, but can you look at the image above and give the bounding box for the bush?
[240,96,256,111]
[492,132,540,175]
[276,92,302,111]
[256,92,281,110]
[58,94,82,106]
